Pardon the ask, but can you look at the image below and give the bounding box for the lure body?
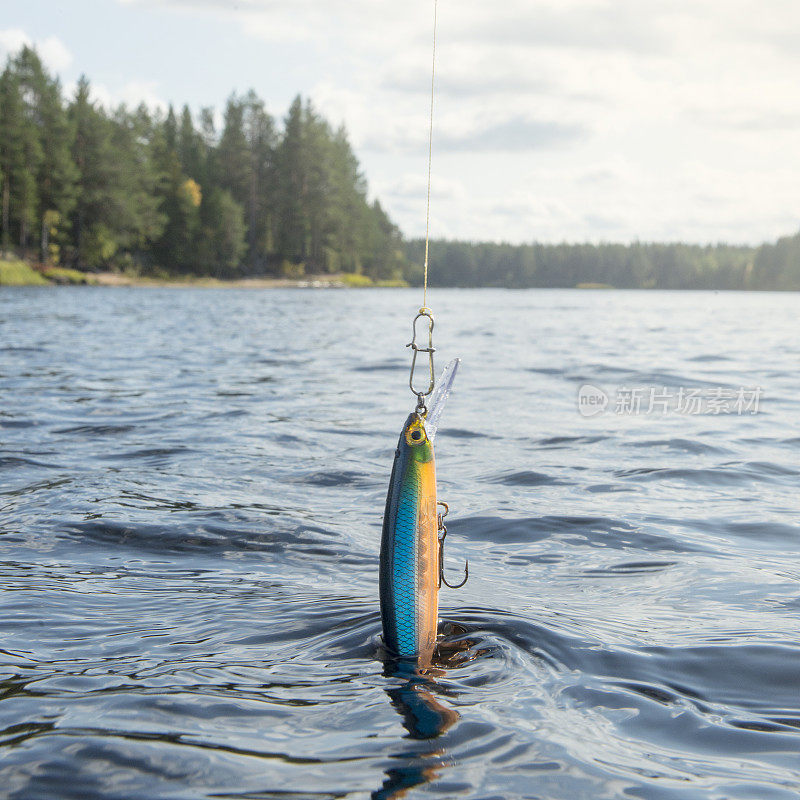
[379,413,439,665]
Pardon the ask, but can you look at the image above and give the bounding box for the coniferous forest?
[0,47,405,280]
[2,45,799,289]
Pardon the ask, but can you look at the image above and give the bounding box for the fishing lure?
[379,355,466,666]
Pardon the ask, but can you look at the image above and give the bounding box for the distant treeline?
[2,46,799,289]
[406,236,800,290]
[0,47,405,278]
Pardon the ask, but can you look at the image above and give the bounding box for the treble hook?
[407,307,435,400]
[437,501,468,589]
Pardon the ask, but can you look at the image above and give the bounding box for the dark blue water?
[1,287,799,800]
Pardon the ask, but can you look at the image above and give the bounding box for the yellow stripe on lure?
[379,359,462,667]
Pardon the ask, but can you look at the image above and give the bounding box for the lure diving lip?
[379,359,459,666]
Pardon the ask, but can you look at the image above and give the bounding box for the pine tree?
[197,188,246,277]
[0,66,25,251]
[11,47,78,262]
[68,76,116,266]
[108,103,165,257]
[216,95,250,206]
[150,108,203,273]
[242,89,276,272]
[0,56,43,254]
[274,95,308,266]
[327,125,366,273]
[177,105,204,183]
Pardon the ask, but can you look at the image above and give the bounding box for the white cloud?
[42,3,800,240]
[0,29,73,73]
[95,80,167,113]
[37,36,73,72]
[0,29,30,60]
[442,116,587,152]
[0,27,163,113]
[63,78,168,114]
[450,0,672,54]
[364,113,586,155]
[387,174,464,202]
[257,1,800,241]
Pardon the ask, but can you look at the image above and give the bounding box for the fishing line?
[422,0,438,309]
[407,0,439,410]
[406,0,439,416]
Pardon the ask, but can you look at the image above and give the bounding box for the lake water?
[1,287,799,800]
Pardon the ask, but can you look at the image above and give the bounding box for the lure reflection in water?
[372,659,460,800]
[379,359,463,667]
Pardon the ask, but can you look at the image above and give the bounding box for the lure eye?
[405,422,427,446]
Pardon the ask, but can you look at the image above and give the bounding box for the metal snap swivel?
[407,308,435,400]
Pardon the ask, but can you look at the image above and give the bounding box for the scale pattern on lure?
[380,358,464,665]
[379,413,439,662]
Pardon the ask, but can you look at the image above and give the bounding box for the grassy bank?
[42,266,99,285]
[0,258,409,289]
[95,271,409,289]
[0,259,49,286]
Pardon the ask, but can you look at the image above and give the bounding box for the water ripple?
[1,287,798,799]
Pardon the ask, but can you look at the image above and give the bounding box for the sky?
[3,0,800,245]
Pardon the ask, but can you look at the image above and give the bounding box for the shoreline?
[3,259,798,291]
[0,259,408,289]
[91,272,352,289]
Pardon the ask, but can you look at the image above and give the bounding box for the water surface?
[1,287,799,799]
